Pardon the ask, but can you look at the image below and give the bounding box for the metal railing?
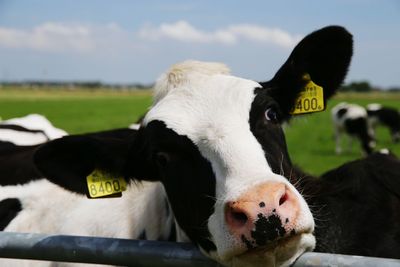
[0,232,399,266]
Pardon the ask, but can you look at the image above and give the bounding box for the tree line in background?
[340,81,400,92]
[0,81,153,90]
[0,80,399,92]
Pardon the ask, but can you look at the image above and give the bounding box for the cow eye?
[155,151,170,168]
[265,108,278,122]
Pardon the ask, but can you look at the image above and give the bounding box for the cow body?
[0,128,166,266]
[367,103,400,143]
[2,26,393,267]
[311,151,400,258]
[331,102,375,154]
[0,179,176,267]
[0,114,67,145]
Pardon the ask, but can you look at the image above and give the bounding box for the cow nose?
[225,182,299,248]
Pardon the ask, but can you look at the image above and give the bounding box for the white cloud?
[0,22,123,53]
[0,21,302,54]
[138,20,302,48]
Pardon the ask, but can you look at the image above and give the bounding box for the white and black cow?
[367,103,400,143]
[0,114,68,146]
[2,26,398,267]
[0,128,137,186]
[331,102,375,154]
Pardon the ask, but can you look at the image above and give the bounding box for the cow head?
[34,26,352,267]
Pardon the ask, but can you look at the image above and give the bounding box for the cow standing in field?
[331,102,375,154]
[367,103,400,143]
[1,26,400,267]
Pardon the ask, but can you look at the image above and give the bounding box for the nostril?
[231,210,248,226]
[279,192,288,206]
[226,203,249,229]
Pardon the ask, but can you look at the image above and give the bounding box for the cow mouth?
[250,233,302,253]
[232,230,315,265]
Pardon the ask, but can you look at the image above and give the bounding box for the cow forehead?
[144,72,261,142]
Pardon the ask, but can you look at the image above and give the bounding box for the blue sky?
[0,0,399,88]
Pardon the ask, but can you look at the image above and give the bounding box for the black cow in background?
[367,103,400,143]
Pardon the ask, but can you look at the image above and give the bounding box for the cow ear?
[33,133,158,196]
[261,25,353,118]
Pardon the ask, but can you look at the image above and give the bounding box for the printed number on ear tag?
[290,74,325,115]
[86,169,127,199]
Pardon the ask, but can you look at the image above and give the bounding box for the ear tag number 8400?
[86,169,127,198]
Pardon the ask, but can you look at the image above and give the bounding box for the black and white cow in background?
[331,102,375,154]
[1,26,400,267]
[367,103,400,143]
[0,114,67,146]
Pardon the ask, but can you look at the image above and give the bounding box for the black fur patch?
[368,107,400,140]
[167,222,177,242]
[0,198,22,230]
[249,90,294,178]
[344,117,374,154]
[127,121,217,252]
[336,108,348,119]
[310,152,400,258]
[138,230,147,240]
[0,144,43,185]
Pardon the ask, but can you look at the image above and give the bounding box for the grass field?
[1,87,400,176]
[0,87,152,133]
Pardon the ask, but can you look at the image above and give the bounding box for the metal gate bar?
[0,232,399,267]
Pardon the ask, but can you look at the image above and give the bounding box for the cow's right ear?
[34,133,158,196]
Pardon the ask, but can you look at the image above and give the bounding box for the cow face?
[35,26,352,267]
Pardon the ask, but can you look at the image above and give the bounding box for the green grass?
[0,88,152,133]
[1,88,400,176]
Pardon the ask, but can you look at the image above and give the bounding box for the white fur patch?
[1,114,67,144]
[0,179,176,267]
[152,60,230,104]
[0,129,48,146]
[128,123,141,130]
[379,148,390,155]
[331,102,367,122]
[366,103,382,111]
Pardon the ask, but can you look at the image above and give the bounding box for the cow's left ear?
[34,133,158,196]
[260,25,353,118]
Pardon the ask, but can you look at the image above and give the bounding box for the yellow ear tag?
[290,73,325,115]
[86,169,127,198]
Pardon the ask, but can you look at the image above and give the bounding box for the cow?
[311,149,400,258]
[331,102,375,154]
[3,26,398,267]
[0,114,68,146]
[367,103,400,143]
